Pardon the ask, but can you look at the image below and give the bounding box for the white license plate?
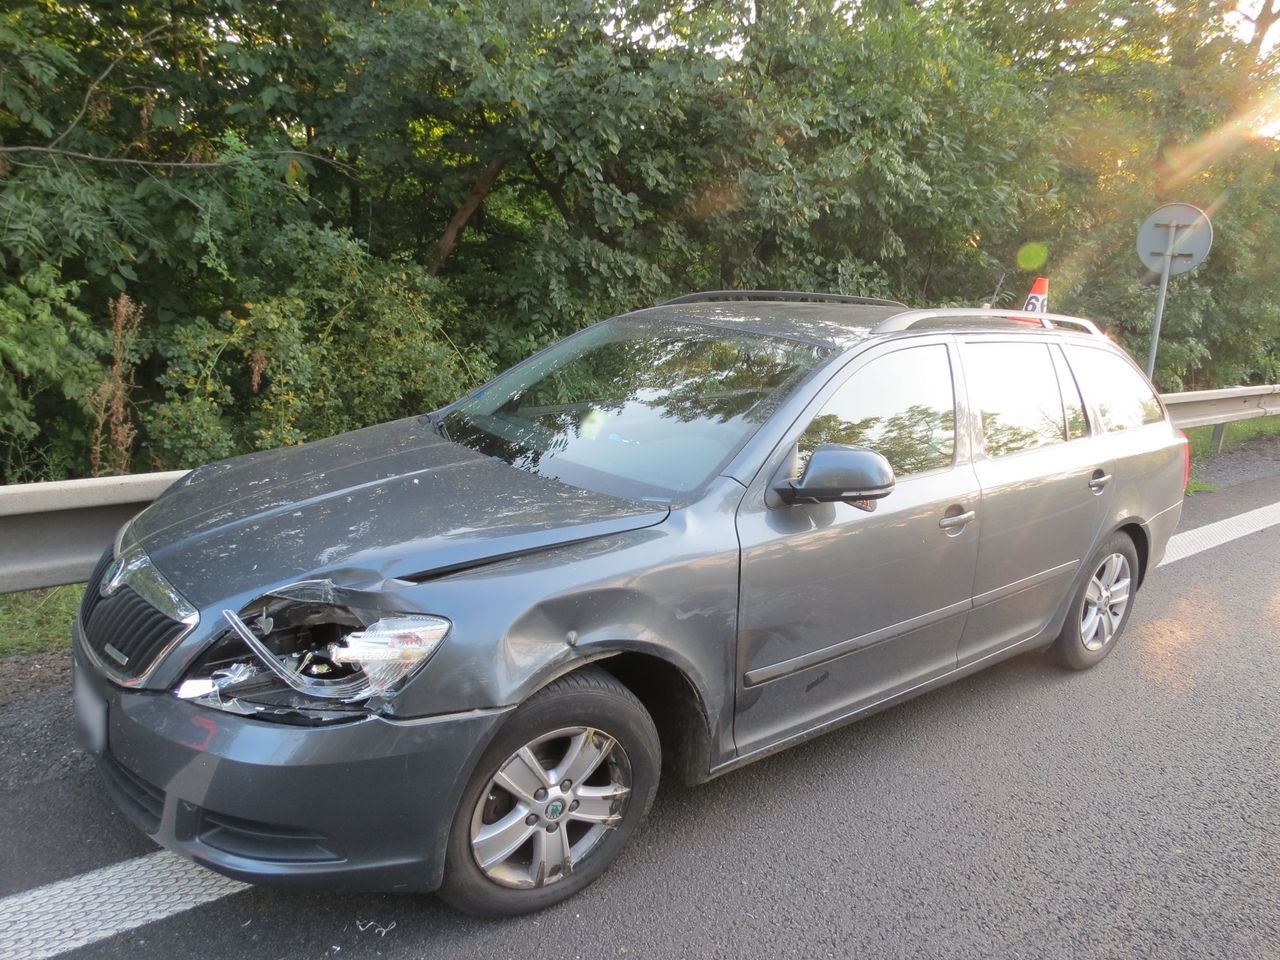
[72,663,107,755]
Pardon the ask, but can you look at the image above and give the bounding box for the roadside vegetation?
[2,2,1279,486]
[0,584,81,659]
[1186,414,1280,461]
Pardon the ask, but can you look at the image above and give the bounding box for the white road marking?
[1158,500,1280,567]
[2,501,1278,959]
[0,851,246,960]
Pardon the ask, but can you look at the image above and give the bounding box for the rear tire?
[437,667,660,916]
[1052,532,1140,670]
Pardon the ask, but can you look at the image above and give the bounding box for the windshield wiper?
[424,410,451,441]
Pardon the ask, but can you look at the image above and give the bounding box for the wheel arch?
[593,651,716,787]
[512,648,718,787]
[1115,519,1150,588]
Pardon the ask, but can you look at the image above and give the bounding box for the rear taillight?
[1179,430,1191,490]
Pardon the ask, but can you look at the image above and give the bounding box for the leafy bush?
[144,224,488,468]
[0,265,104,482]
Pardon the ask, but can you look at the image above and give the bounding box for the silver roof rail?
[661,290,907,308]
[872,307,1103,336]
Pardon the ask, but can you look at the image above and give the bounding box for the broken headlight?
[174,581,450,724]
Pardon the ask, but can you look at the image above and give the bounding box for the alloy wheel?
[469,726,632,889]
[1080,552,1132,652]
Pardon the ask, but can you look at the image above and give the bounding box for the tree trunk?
[429,155,508,274]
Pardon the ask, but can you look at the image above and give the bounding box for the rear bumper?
[74,625,510,893]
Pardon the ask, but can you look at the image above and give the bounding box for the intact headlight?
[175,580,450,723]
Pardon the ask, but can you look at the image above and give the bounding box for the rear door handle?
[938,510,976,530]
[1089,471,1112,494]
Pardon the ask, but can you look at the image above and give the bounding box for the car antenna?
[983,269,1008,309]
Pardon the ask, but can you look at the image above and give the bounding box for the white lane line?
[1158,500,1280,567]
[0,851,246,960]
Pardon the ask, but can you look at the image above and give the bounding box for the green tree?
[942,0,1280,389]
[4,0,1277,483]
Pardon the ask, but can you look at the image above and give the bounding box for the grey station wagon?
[72,291,1188,915]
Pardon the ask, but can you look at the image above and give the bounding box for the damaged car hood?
[128,417,669,607]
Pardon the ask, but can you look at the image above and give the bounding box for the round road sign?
[1136,203,1212,276]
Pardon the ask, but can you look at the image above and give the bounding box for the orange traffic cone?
[1023,276,1049,312]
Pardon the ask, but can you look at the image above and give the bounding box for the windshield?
[442,318,832,501]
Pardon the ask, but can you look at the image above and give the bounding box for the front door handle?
[1089,470,1112,494]
[938,510,976,531]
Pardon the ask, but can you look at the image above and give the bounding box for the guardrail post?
[1210,422,1229,455]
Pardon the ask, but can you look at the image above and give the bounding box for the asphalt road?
[2,472,1278,960]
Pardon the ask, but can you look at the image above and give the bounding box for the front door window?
[797,343,956,477]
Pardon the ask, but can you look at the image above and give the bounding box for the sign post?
[1136,203,1213,378]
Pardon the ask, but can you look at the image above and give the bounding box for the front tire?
[437,667,660,916]
[1052,532,1140,670]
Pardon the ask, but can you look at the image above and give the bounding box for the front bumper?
[73,624,510,893]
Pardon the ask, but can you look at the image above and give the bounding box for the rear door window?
[964,341,1068,458]
[1064,345,1164,432]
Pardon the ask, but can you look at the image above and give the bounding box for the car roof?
[625,301,900,349]
[626,295,1104,350]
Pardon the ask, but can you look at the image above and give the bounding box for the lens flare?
[1017,242,1050,271]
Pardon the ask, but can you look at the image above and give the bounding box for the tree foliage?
[1,0,1278,482]
[949,0,1280,388]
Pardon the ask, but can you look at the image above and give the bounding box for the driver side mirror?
[774,444,896,506]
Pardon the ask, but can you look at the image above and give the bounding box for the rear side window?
[964,341,1068,458]
[799,344,955,478]
[1065,345,1164,432]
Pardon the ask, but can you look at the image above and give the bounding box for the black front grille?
[82,580,187,681]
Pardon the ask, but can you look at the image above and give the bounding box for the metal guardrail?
[0,470,186,594]
[1160,384,1280,430]
[2,384,1278,595]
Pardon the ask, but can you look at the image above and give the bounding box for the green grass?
[0,584,83,658]
[1185,414,1280,461]
[1185,478,1218,495]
